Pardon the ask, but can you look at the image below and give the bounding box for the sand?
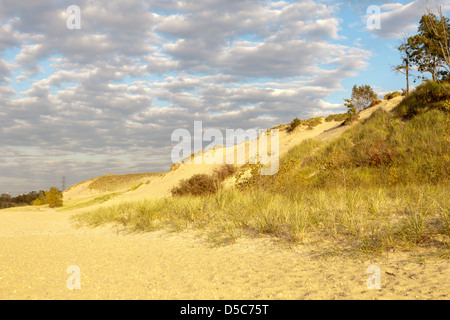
[0,207,448,300]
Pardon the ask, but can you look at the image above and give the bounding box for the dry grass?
[73,184,450,256]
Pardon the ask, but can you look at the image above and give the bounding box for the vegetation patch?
[287,116,323,133]
[394,80,450,118]
[287,118,302,133]
[325,113,347,123]
[384,91,402,100]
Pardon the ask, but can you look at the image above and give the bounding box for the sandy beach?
[0,207,448,300]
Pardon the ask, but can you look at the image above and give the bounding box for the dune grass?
[58,192,124,212]
[244,107,449,192]
[72,184,449,257]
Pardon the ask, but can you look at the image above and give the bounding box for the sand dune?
[4,95,446,300]
[65,96,403,206]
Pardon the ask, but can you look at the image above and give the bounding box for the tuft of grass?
[398,207,430,245]
[302,117,323,130]
[287,118,302,133]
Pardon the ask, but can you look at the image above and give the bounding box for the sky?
[1,0,450,195]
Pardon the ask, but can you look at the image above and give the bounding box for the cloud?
[0,58,13,83]
[0,0,374,193]
[367,0,449,39]
[0,22,24,54]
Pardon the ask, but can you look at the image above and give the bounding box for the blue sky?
[0,0,449,195]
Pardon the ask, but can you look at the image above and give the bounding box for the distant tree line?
[0,187,63,209]
[0,191,44,209]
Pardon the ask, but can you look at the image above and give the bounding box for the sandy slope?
[81,96,405,205]
[0,207,448,300]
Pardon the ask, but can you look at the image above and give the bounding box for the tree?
[350,85,377,112]
[404,10,450,82]
[0,193,12,209]
[423,7,450,82]
[46,187,63,208]
[0,193,11,202]
[406,35,440,81]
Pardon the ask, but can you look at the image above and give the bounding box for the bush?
[46,187,63,208]
[33,199,46,206]
[171,174,218,197]
[32,191,47,206]
[384,91,402,100]
[245,105,449,192]
[394,80,450,118]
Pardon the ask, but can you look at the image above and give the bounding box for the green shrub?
[244,106,449,191]
[415,81,450,104]
[384,91,402,100]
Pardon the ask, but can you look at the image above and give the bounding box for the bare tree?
[394,37,413,94]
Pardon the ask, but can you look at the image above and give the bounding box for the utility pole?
[62,176,66,191]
